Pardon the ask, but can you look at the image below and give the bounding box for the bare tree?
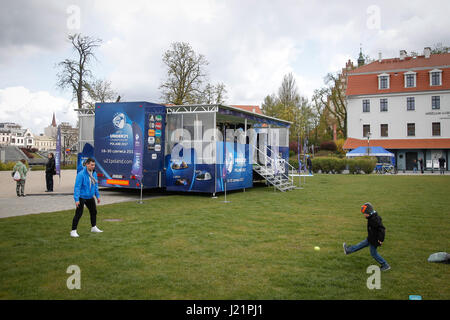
[316,73,348,139]
[159,42,209,105]
[84,79,118,108]
[278,73,300,109]
[200,82,227,104]
[56,33,102,109]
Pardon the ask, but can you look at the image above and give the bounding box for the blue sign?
[94,102,166,188]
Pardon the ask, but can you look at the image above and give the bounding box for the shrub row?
[311,157,346,174]
[346,156,377,174]
[306,156,378,174]
[0,161,77,171]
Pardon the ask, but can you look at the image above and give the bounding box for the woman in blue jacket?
[71,158,103,238]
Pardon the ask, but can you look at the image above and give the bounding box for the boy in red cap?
[343,202,390,271]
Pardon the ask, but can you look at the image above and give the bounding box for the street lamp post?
[367,132,371,156]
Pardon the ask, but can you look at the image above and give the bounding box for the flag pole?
[223,124,230,203]
[138,179,143,204]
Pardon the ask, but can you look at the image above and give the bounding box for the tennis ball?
[314,246,320,251]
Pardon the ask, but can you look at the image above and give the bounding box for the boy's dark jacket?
[367,212,385,247]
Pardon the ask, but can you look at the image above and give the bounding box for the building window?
[363,99,370,112]
[407,97,415,111]
[378,74,389,89]
[430,69,442,86]
[432,122,441,136]
[407,123,415,137]
[405,72,416,88]
[363,124,371,138]
[432,96,440,110]
[380,98,388,112]
[380,124,388,137]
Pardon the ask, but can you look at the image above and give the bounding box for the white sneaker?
[91,226,103,233]
[70,230,79,238]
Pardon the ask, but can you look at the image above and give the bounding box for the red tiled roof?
[346,69,450,96]
[231,105,262,114]
[349,53,450,74]
[343,137,450,150]
[346,53,450,96]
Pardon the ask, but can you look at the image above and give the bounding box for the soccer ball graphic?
[112,113,125,129]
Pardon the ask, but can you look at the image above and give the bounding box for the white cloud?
[0,87,77,135]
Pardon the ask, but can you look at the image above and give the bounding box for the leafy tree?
[159,42,209,105]
[261,94,280,117]
[261,73,316,143]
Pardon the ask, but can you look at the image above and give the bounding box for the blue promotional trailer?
[79,102,292,195]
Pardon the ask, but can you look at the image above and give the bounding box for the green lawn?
[0,175,449,300]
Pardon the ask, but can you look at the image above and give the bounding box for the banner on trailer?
[131,121,143,181]
[55,126,61,176]
[94,102,165,188]
[216,141,252,192]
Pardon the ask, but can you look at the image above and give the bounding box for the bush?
[19,148,33,159]
[358,156,377,174]
[320,158,333,173]
[289,150,295,157]
[0,162,16,171]
[335,138,346,155]
[347,157,377,174]
[310,157,347,174]
[288,159,299,171]
[334,158,347,174]
[311,158,320,173]
[320,140,337,151]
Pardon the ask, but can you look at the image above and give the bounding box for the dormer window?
[378,73,390,89]
[429,69,442,86]
[404,71,416,88]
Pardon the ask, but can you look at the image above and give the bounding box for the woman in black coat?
[45,153,56,192]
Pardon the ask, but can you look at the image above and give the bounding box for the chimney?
[378,52,382,62]
[424,47,431,59]
[399,50,407,60]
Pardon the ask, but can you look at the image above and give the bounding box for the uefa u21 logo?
[112,113,125,129]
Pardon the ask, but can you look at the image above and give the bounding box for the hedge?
[311,157,347,174]
[0,162,77,171]
[347,156,377,174]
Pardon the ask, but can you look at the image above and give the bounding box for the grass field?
[0,175,449,300]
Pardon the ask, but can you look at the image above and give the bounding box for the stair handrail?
[265,145,295,185]
[250,144,292,185]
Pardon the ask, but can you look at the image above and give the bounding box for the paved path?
[0,170,167,219]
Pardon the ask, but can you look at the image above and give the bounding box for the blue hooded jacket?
[74,167,100,202]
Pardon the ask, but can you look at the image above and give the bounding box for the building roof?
[348,53,450,74]
[343,137,450,150]
[51,112,57,127]
[230,105,262,114]
[346,53,450,96]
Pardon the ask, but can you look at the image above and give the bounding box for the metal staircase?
[252,145,296,192]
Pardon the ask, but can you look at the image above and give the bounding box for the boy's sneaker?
[70,230,79,238]
[91,226,103,233]
[343,242,349,255]
[381,264,391,271]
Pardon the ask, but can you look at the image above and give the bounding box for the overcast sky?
[1,0,449,134]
